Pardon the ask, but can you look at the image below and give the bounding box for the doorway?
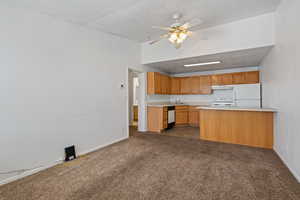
[128,69,142,136]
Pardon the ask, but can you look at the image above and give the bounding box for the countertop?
[147,102,210,107]
[197,106,277,112]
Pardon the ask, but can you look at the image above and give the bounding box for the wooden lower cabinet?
[133,105,138,121]
[175,110,189,125]
[188,107,200,127]
[175,106,199,127]
[147,106,168,132]
[200,109,274,149]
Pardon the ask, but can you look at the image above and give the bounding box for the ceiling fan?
[149,13,203,49]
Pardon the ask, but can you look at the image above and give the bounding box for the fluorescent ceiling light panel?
[184,61,221,67]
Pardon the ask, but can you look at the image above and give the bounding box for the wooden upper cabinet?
[148,71,259,95]
[212,74,233,85]
[180,77,190,94]
[212,71,260,86]
[245,71,260,84]
[199,75,212,94]
[221,73,233,85]
[170,77,181,94]
[190,76,201,94]
[211,74,223,85]
[232,72,246,84]
[147,72,161,95]
[147,72,168,95]
[160,74,170,94]
[168,75,212,95]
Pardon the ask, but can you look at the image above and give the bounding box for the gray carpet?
[0,132,299,200]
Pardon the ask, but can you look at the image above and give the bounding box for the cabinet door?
[189,107,199,127]
[232,71,259,84]
[133,106,138,121]
[155,73,163,94]
[170,77,181,94]
[147,107,164,132]
[190,76,200,94]
[160,74,170,94]
[245,71,259,84]
[212,74,233,85]
[147,72,162,94]
[180,77,190,94]
[221,73,233,85]
[163,110,168,129]
[232,72,246,84]
[211,74,223,85]
[199,75,212,94]
[175,110,189,125]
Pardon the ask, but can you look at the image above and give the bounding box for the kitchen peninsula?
[198,106,276,149]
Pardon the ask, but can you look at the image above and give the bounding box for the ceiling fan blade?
[149,38,162,45]
[187,31,193,36]
[184,19,204,31]
[181,22,191,29]
[152,26,173,31]
[149,34,170,45]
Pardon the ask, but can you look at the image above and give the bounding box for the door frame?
[126,68,147,137]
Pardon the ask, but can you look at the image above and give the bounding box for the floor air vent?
[65,145,76,161]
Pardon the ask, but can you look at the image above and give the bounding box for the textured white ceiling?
[2,0,280,42]
[146,46,273,74]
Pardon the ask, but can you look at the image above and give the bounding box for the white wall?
[0,5,141,184]
[142,13,275,64]
[261,0,300,182]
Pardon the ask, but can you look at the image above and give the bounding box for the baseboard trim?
[0,136,128,186]
[0,160,63,186]
[274,147,300,183]
[78,136,128,156]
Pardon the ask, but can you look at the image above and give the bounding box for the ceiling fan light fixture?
[169,33,178,42]
[167,30,188,47]
[150,14,203,48]
[184,61,221,67]
[179,32,188,40]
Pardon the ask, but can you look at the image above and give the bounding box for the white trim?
[0,136,128,186]
[78,136,128,156]
[0,160,63,186]
[127,68,145,133]
[274,147,300,183]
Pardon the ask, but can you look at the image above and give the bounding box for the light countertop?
[197,106,277,112]
[147,102,210,107]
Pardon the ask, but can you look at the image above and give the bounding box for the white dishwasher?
[167,106,175,129]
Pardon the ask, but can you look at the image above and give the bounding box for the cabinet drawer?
[175,106,189,110]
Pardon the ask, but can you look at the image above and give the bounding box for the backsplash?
[169,95,213,104]
[147,89,234,105]
[147,95,170,103]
